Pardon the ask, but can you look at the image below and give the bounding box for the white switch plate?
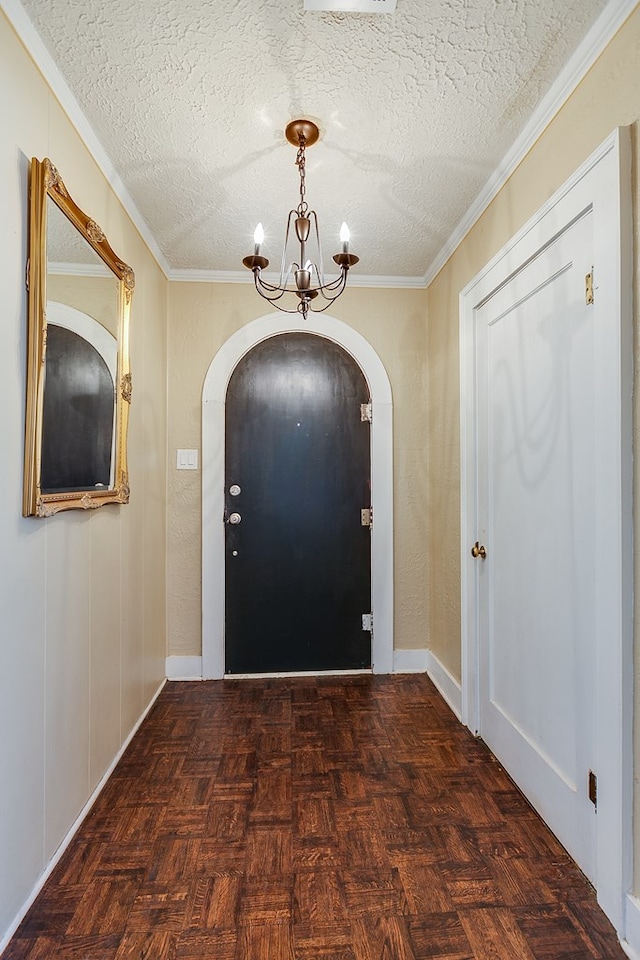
[177,449,198,470]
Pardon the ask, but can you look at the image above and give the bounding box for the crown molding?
[422,0,640,287]
[1,0,172,278]
[48,261,111,278]
[169,268,427,288]
[4,0,636,290]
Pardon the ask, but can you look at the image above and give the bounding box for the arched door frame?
[202,312,393,678]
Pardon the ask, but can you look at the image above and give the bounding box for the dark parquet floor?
[2,674,627,959]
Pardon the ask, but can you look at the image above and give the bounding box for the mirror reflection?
[44,197,120,493]
[23,158,134,517]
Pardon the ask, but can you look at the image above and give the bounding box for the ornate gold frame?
[23,158,134,517]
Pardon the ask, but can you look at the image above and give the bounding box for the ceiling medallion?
[242,119,359,320]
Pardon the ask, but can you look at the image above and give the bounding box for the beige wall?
[0,12,168,944]
[425,3,640,879]
[48,274,119,338]
[167,282,429,657]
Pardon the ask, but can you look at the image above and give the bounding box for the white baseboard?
[393,648,428,673]
[622,895,640,959]
[426,650,462,720]
[166,655,203,680]
[0,679,166,955]
[174,651,431,679]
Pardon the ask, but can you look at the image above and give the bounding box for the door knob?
[227,512,242,525]
[471,541,487,559]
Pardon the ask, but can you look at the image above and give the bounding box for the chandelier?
[242,119,359,319]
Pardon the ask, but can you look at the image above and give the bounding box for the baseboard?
[0,678,166,955]
[166,655,203,680]
[622,895,640,959]
[426,650,462,720]
[393,648,428,673]
[172,652,426,679]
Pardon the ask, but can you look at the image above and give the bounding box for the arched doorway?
[225,332,372,673]
[202,313,393,678]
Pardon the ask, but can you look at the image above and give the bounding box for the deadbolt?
[228,512,242,525]
[471,541,487,559]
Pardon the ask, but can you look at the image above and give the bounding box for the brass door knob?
[471,541,487,559]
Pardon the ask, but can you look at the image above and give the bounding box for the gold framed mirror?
[23,158,134,517]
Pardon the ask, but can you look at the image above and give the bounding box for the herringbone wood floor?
[2,675,626,959]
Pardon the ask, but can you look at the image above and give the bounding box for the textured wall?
[424,2,640,878]
[0,12,168,945]
[167,282,428,658]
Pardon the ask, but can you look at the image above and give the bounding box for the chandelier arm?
[253,273,290,303]
[313,269,349,301]
[305,259,345,295]
[279,211,298,286]
[318,283,347,303]
[255,265,348,300]
[317,273,348,296]
[310,211,325,283]
[255,264,301,294]
[307,296,345,315]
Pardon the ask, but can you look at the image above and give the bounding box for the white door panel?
[460,129,632,931]
[476,211,596,879]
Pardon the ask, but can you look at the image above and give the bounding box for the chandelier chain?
[296,136,308,215]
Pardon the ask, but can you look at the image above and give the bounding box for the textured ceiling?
[18,0,613,279]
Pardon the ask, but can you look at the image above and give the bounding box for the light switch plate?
[177,449,198,470]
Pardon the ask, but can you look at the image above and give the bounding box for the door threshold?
[224,668,373,680]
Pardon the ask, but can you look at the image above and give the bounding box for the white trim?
[623,896,640,960]
[459,128,633,935]
[393,648,428,673]
[169,268,426,289]
[202,313,393,679]
[423,0,639,286]
[165,655,203,680]
[48,262,111,278]
[0,679,166,956]
[426,650,462,721]
[0,0,171,278]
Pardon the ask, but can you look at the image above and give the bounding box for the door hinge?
[362,613,373,632]
[360,402,372,423]
[25,258,30,291]
[588,770,597,809]
[361,507,372,527]
[585,269,594,306]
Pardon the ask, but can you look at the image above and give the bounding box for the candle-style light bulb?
[340,222,350,253]
[253,222,264,255]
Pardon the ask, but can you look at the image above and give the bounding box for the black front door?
[224,333,371,673]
